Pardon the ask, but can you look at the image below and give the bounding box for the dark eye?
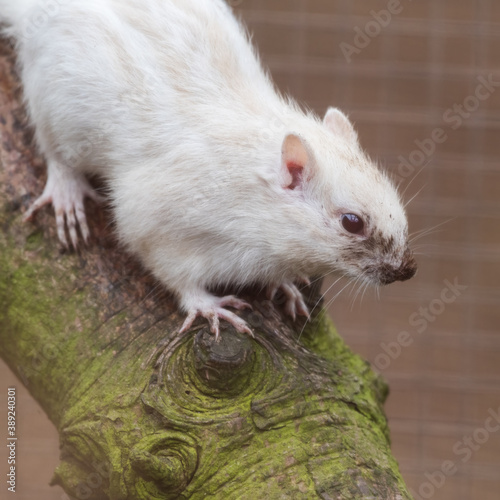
[341,213,364,234]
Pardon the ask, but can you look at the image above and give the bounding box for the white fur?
[1,0,414,334]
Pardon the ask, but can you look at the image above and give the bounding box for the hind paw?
[179,292,253,341]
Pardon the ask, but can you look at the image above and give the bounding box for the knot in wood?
[192,328,255,392]
[130,433,198,499]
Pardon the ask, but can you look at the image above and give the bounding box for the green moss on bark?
[0,225,411,498]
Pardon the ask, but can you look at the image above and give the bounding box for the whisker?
[310,274,347,314]
[409,217,455,238]
[410,230,443,244]
[322,278,357,313]
[360,279,372,304]
[400,161,430,199]
[328,276,360,308]
[409,218,455,245]
[410,243,442,255]
[297,274,350,341]
[404,183,427,209]
[305,272,334,288]
[305,268,346,288]
[350,275,366,310]
[352,274,373,309]
[348,274,363,298]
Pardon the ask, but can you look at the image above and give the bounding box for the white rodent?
[1,0,416,338]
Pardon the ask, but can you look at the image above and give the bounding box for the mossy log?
[0,39,411,500]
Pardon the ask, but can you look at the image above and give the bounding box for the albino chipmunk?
[1,0,416,338]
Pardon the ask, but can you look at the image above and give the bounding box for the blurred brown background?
[1,0,499,498]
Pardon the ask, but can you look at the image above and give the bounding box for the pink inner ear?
[287,162,303,190]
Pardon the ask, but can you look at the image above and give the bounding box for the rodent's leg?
[268,281,310,321]
[24,160,104,249]
[178,288,253,340]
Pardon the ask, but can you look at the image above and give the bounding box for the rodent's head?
[279,107,417,286]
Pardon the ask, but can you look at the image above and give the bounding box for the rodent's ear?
[281,133,312,190]
[323,107,358,143]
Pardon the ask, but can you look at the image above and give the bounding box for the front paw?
[268,281,310,321]
[24,164,104,249]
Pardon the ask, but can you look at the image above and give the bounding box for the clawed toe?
[23,193,51,222]
[268,280,310,321]
[179,294,254,340]
[215,307,254,337]
[54,206,89,250]
[218,295,252,311]
[180,310,198,334]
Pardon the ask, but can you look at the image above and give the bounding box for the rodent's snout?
[379,251,417,285]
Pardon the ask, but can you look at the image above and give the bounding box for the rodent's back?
[12,0,281,178]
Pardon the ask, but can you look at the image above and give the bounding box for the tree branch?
[0,39,411,500]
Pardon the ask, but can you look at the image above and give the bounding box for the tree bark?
[0,39,411,500]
